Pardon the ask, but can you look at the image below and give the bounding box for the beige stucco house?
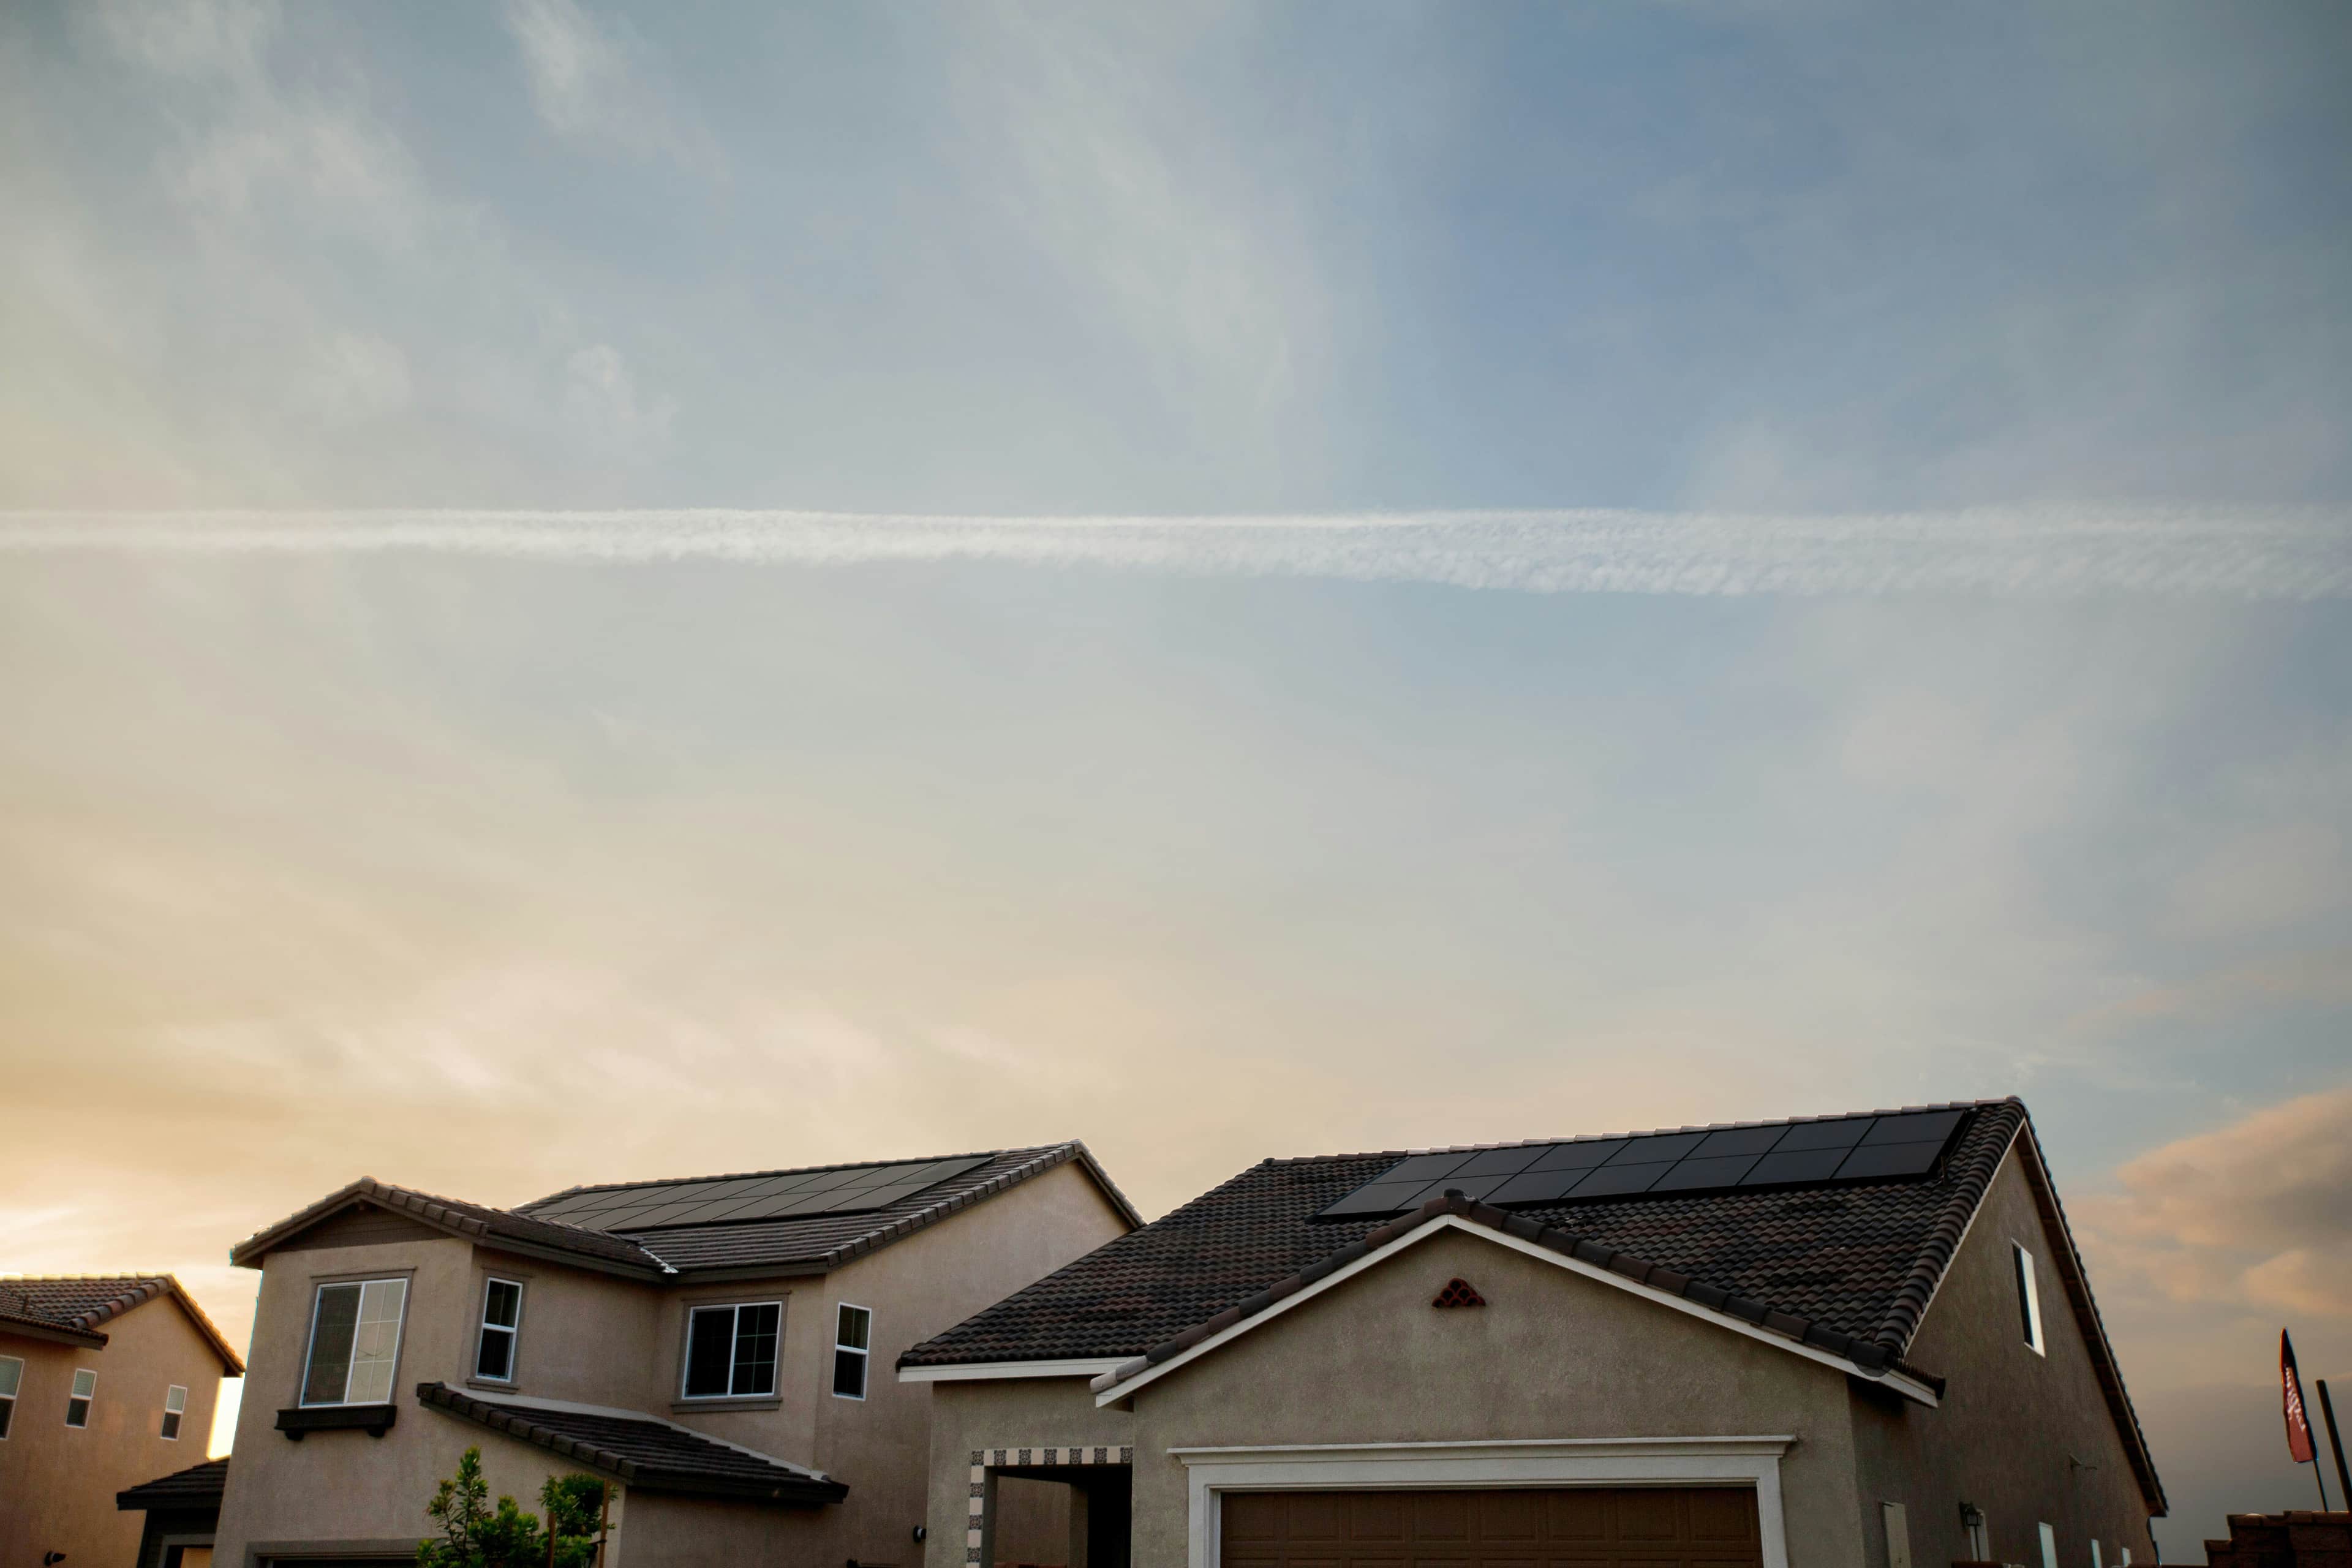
[1,1274,245,1568]
[213,1143,1136,1568]
[900,1101,2165,1568]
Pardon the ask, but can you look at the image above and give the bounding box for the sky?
[2,0,2349,1553]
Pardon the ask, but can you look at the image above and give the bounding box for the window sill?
[465,1376,520,1392]
[276,1403,398,1439]
[671,1395,782,1414]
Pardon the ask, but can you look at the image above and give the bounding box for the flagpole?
[2321,1380,2351,1517]
[2285,1330,2331,1512]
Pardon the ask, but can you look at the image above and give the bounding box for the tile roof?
[903,1102,2024,1369]
[0,1273,245,1373]
[902,1098,2163,1516]
[118,1457,230,1512]
[234,1144,1137,1282]
[417,1384,847,1506]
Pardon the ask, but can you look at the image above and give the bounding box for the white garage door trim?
[1171,1436,1794,1568]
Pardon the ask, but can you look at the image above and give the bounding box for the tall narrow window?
[2092,1540,2103,1568]
[67,1368,97,1428]
[301,1278,409,1406]
[2015,1242,2046,1355]
[476,1279,524,1382]
[832,1303,871,1400]
[680,1302,782,1399]
[2038,1521,2059,1568]
[0,1355,21,1439]
[160,1384,188,1439]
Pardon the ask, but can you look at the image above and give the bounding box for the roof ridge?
[516,1143,1072,1210]
[1867,1098,2023,1353]
[1267,1099,2018,1166]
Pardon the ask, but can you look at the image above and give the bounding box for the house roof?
[233,1143,1137,1281]
[0,1274,245,1374]
[902,1099,2164,1513]
[417,1383,847,1506]
[118,1457,230,1512]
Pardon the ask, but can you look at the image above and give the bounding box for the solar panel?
[1312,1110,1970,1219]
[1831,1139,1948,1181]
[529,1155,995,1232]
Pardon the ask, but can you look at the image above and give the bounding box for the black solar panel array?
[1314,1109,1969,1219]
[529,1155,994,1233]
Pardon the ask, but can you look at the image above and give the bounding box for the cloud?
[501,0,720,175]
[0,506,2345,598]
[2077,1087,2352,1319]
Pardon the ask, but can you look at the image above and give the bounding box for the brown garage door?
[1221,1488,1763,1568]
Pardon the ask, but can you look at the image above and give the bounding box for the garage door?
[1221,1488,1763,1568]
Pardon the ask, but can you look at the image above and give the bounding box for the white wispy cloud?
[1,507,2345,597]
[501,0,721,175]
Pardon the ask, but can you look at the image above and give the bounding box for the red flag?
[2284,1330,2316,1464]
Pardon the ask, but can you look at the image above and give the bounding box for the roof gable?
[1085,1202,1944,1409]
[905,1101,2026,1371]
[233,1143,1139,1283]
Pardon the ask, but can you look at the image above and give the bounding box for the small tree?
[418,1446,607,1568]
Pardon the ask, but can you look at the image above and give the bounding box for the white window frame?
[0,1354,21,1439]
[1173,1438,1795,1568]
[161,1383,188,1440]
[679,1300,784,1400]
[300,1276,410,1407]
[832,1302,872,1401]
[2015,1242,2046,1355]
[475,1277,525,1384]
[67,1367,97,1428]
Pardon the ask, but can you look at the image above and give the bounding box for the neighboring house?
[900,1099,2165,1568]
[118,1455,232,1567]
[213,1144,1137,1568]
[0,1274,246,1568]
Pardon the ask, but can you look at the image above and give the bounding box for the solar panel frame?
[1833,1139,1948,1182]
[1483,1167,1591,1206]
[1738,1148,1849,1186]
[1379,1152,1478,1185]
[1691,1126,1788,1158]
[1562,1161,1675,1198]
[1860,1110,1966,1147]
[1605,1132,1708,1164]
[1648,1154,1761,1191]
[1316,1181,1428,1218]
[1770,1118,1875,1152]
[1525,1140,1628,1172]
[1451,1146,1550,1178]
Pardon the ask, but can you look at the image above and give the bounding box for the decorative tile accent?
[962,1439,1135,1563]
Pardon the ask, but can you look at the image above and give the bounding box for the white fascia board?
[1093,1215,1939,1409]
[899,1357,1128,1383]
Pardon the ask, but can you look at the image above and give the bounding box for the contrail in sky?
[2,507,2347,598]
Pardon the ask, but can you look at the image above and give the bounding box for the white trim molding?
[1095,1216,1938,1409]
[900,1357,1126,1383]
[1171,1436,1796,1568]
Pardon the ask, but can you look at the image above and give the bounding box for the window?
[67,1368,97,1428]
[301,1277,409,1406]
[476,1278,524,1382]
[681,1302,782,1399]
[2015,1242,2046,1355]
[0,1355,20,1439]
[832,1303,871,1400]
[2038,1521,2059,1568]
[2092,1540,2103,1568]
[161,1384,188,1439]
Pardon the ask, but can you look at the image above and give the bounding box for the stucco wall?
[1847,1148,2160,1568]
[0,1300,230,1568]
[925,1377,1139,1568]
[925,1226,1873,1568]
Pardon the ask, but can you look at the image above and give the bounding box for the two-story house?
[901,1100,2165,1568]
[1,1273,245,1568]
[214,1142,1137,1568]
